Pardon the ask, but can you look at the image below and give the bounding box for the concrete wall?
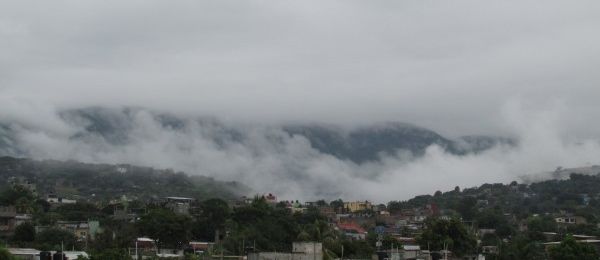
[248,252,293,260]
[248,242,323,260]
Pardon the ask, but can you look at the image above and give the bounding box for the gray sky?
[2,1,600,136]
[2,1,600,201]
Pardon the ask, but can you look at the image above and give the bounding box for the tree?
[456,197,477,221]
[91,223,137,251]
[330,199,344,213]
[527,215,557,241]
[193,198,230,241]
[480,233,500,246]
[35,228,78,251]
[0,185,34,206]
[499,235,546,260]
[387,201,402,214]
[89,248,132,260]
[548,235,599,260]
[13,222,35,243]
[55,202,102,221]
[476,209,514,238]
[341,239,374,258]
[224,199,301,253]
[137,208,192,249]
[418,218,476,257]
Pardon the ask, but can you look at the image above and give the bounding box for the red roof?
[337,221,367,233]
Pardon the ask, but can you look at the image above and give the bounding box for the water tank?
[53,251,67,260]
[40,251,52,260]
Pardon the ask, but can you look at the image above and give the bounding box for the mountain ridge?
[0,107,515,164]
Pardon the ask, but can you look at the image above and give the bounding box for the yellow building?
[344,201,373,212]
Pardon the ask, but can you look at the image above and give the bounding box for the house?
[14,214,32,227]
[112,205,143,222]
[230,196,254,208]
[0,206,17,236]
[336,221,367,240]
[555,216,587,225]
[482,246,499,254]
[165,197,194,215]
[403,245,425,259]
[376,213,400,226]
[478,228,496,237]
[263,193,278,205]
[131,237,158,258]
[46,194,76,204]
[318,206,336,220]
[304,201,318,207]
[344,201,373,212]
[56,220,100,241]
[134,237,157,251]
[286,200,307,214]
[189,241,214,254]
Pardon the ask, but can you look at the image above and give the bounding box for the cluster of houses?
[4,173,600,260]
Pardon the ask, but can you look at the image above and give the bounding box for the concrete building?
[165,196,194,215]
[248,242,323,260]
[46,194,76,204]
[0,206,17,236]
[343,201,373,212]
[555,216,587,225]
[293,242,323,260]
[189,241,215,254]
[55,220,101,241]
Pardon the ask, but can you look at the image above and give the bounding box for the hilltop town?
[2,157,600,260]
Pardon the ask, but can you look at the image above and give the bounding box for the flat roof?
[9,248,40,255]
[403,245,421,251]
[166,196,194,200]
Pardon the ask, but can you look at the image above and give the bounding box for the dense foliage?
[548,235,599,260]
[417,218,477,257]
[0,156,245,202]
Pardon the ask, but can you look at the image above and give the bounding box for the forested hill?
[0,107,514,164]
[0,156,247,202]
[390,171,600,227]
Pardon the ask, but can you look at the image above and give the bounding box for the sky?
[1,1,600,201]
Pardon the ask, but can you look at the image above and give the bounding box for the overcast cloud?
[1,1,600,201]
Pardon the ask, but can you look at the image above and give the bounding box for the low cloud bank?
[1,100,599,203]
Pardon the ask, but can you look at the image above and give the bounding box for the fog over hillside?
[1,104,600,202]
[2,1,600,201]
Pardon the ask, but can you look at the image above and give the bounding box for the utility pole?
[135,240,138,260]
[444,242,448,260]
